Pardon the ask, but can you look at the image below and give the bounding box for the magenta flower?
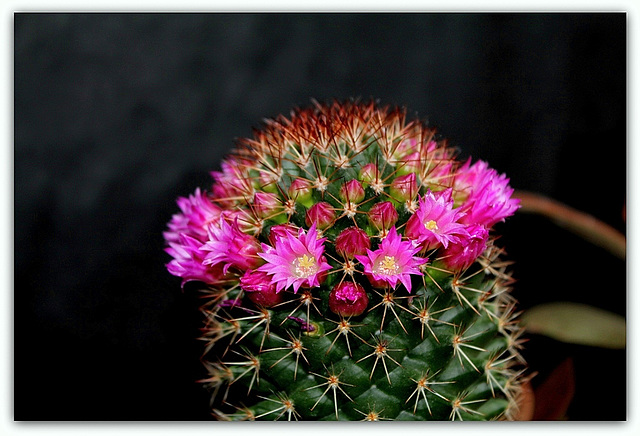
[257,224,333,293]
[442,224,489,271]
[220,208,255,233]
[405,189,469,250]
[163,188,222,244]
[165,234,228,286]
[201,219,262,275]
[454,159,520,227]
[355,226,427,293]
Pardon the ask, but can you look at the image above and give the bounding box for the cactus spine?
[164,99,526,421]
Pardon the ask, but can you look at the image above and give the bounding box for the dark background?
[14,13,626,420]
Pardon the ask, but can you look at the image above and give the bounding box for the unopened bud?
[288,178,313,205]
[240,270,283,307]
[328,282,369,317]
[395,151,421,176]
[368,201,399,230]
[366,273,389,289]
[268,223,298,245]
[442,224,489,271]
[339,179,365,204]
[335,226,370,259]
[253,192,281,218]
[359,163,379,185]
[390,173,418,202]
[258,169,279,193]
[392,138,418,160]
[305,202,335,229]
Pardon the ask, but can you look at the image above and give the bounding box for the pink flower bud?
[258,169,279,192]
[339,179,365,204]
[305,201,335,229]
[253,192,281,218]
[240,270,283,307]
[268,223,298,245]
[366,273,389,289]
[288,178,313,203]
[335,226,370,259]
[394,151,421,176]
[210,183,236,207]
[359,163,379,185]
[328,281,369,317]
[390,173,418,202]
[442,224,489,271]
[368,201,399,230]
[392,138,419,160]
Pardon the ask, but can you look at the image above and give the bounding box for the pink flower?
[405,189,469,250]
[165,234,228,286]
[455,159,520,227]
[442,224,489,271]
[257,224,333,293]
[335,226,370,259]
[355,226,427,293]
[201,219,262,275]
[220,208,255,233]
[163,188,222,244]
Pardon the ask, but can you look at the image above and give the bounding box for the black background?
[14,13,626,420]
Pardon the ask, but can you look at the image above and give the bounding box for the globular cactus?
[164,99,527,421]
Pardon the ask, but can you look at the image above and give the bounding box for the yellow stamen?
[425,220,438,231]
[376,256,399,275]
[293,254,318,278]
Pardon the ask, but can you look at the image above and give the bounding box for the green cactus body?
[165,100,526,421]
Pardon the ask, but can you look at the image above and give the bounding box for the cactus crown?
[164,99,526,421]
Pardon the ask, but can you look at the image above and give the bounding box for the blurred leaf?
[513,380,535,421]
[533,358,575,420]
[522,302,625,349]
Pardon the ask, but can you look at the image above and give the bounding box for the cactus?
[164,99,527,421]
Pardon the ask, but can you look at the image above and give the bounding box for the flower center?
[425,219,439,231]
[375,255,399,275]
[293,254,318,278]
